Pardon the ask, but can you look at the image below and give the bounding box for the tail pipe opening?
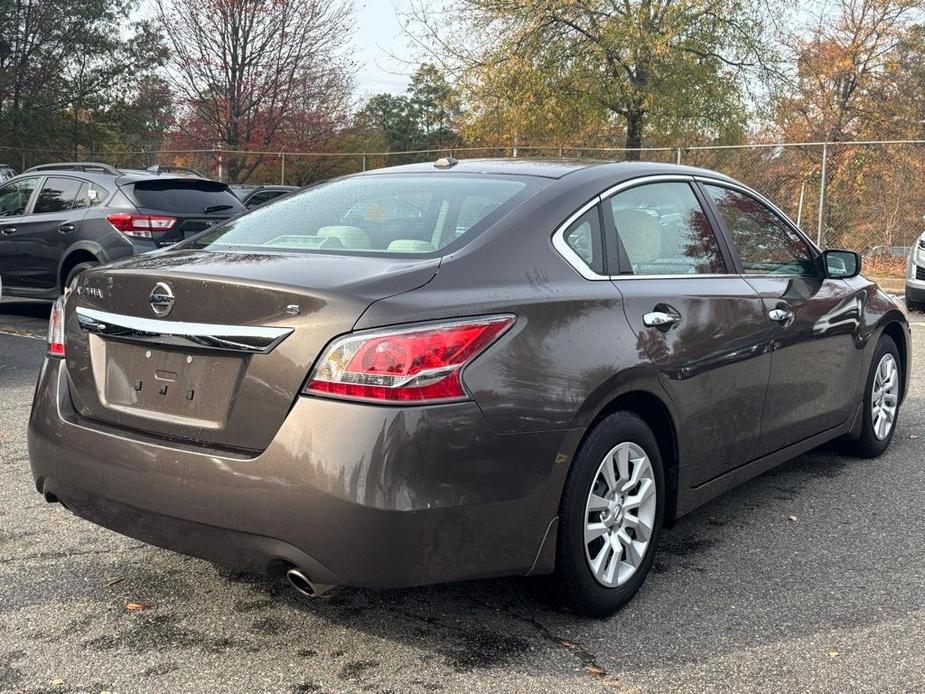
[285,567,335,598]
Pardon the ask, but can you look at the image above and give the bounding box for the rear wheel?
[844,335,902,458]
[63,261,99,292]
[550,412,664,617]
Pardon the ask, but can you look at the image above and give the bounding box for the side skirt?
[675,403,862,519]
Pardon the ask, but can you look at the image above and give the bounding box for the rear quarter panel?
[355,177,669,437]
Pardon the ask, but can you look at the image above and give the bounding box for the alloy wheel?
[871,353,899,441]
[583,442,657,588]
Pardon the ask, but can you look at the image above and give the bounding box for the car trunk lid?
[64,249,439,451]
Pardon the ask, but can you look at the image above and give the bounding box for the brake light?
[48,295,66,357]
[304,315,515,403]
[107,213,176,238]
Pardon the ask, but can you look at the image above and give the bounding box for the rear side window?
[73,182,109,209]
[607,182,727,275]
[128,180,244,214]
[704,185,816,275]
[188,175,543,255]
[562,208,604,273]
[33,177,83,214]
[0,178,39,216]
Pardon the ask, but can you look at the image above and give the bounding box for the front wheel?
[843,335,902,458]
[550,412,664,617]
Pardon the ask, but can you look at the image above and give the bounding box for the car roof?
[358,157,738,185]
[5,168,225,187]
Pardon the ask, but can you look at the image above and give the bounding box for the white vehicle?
[906,231,925,312]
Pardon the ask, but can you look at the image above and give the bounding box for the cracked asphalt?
[2,297,925,693]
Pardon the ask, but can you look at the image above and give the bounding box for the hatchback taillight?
[107,213,177,238]
[47,295,66,357]
[304,315,515,403]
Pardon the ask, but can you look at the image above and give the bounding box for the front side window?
[34,177,83,214]
[0,178,39,217]
[705,185,815,275]
[188,175,543,255]
[607,182,726,275]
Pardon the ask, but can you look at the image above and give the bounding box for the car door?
[14,175,89,290]
[701,182,864,453]
[0,177,41,288]
[604,178,773,483]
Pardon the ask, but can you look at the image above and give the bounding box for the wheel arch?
[584,389,680,523]
[880,317,909,404]
[58,244,102,291]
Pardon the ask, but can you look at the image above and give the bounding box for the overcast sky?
[353,1,415,98]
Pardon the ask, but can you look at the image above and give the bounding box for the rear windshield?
[127,180,244,214]
[185,174,543,255]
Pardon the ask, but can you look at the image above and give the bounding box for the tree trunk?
[624,109,643,161]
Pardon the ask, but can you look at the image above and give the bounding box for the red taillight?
[304,315,515,403]
[107,213,176,238]
[48,295,66,357]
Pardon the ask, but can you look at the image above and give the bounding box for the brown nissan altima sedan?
[29,159,910,616]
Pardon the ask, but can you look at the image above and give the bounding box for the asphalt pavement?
[1,298,924,693]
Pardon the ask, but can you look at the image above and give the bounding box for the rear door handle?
[0,226,15,235]
[57,223,75,234]
[643,310,681,328]
[768,307,794,323]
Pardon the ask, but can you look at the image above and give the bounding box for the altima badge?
[148,282,175,317]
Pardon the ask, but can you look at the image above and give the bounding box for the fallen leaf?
[560,640,578,650]
[910,434,919,440]
[585,664,607,676]
[105,577,124,587]
[50,679,64,686]
[125,601,151,611]
[828,650,839,657]
[788,515,798,522]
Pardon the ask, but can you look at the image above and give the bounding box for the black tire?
[906,294,925,313]
[550,411,665,617]
[63,261,99,292]
[843,335,902,458]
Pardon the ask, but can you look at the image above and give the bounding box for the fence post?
[280,153,286,185]
[676,148,682,165]
[816,142,828,248]
[362,154,367,172]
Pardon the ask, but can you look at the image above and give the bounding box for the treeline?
[1,0,924,184]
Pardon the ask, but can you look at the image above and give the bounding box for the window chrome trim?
[551,196,603,279]
[553,173,741,280]
[693,176,821,253]
[551,172,822,281]
[75,306,293,354]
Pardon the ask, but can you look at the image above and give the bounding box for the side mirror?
[823,249,861,279]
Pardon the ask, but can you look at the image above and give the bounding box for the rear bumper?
[29,358,577,588]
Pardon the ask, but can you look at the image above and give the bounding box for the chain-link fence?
[3,140,924,259]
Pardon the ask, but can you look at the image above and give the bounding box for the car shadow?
[206,425,919,681]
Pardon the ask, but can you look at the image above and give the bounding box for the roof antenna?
[434,156,458,169]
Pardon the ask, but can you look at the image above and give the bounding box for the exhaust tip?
[286,567,316,597]
[285,567,336,598]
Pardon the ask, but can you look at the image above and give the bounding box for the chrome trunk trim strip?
[75,306,293,354]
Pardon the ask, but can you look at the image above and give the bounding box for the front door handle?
[768,307,794,323]
[57,223,75,234]
[643,310,681,328]
[0,226,15,235]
